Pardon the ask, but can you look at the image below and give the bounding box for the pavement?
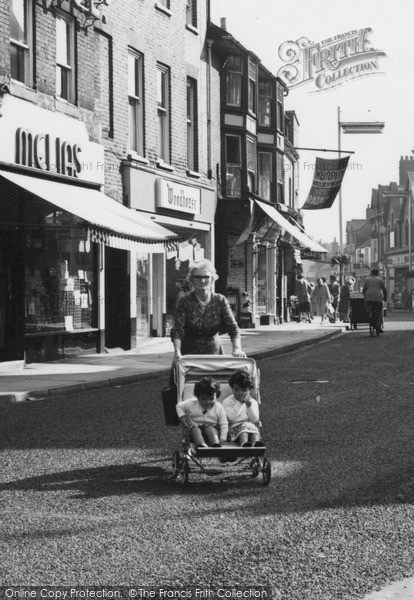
[0,320,345,404]
[2,316,414,600]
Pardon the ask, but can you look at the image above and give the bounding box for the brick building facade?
[0,0,220,364]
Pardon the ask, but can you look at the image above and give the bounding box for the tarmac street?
[1,312,414,598]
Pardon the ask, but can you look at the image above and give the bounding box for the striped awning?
[0,167,179,252]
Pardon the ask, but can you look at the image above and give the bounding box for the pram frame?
[169,355,271,486]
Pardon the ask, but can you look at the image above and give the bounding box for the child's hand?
[219,439,227,445]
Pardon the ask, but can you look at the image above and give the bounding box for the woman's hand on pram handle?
[232,348,246,358]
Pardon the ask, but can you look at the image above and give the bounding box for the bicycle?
[366,301,384,337]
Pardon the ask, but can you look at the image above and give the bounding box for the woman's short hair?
[371,269,379,276]
[186,259,219,283]
[194,377,221,398]
[228,368,254,390]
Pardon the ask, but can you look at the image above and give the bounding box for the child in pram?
[222,369,264,447]
[176,376,228,448]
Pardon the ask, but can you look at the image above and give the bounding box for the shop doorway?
[0,231,25,362]
[105,247,131,350]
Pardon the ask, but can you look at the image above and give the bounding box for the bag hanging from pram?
[162,385,180,426]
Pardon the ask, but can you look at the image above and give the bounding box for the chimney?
[220,17,227,31]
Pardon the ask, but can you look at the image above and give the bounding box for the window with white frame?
[276,152,284,203]
[56,12,75,103]
[247,137,257,193]
[158,0,170,8]
[276,82,284,133]
[226,55,243,107]
[259,152,272,201]
[225,135,241,197]
[186,0,197,28]
[128,50,144,156]
[187,78,198,172]
[157,64,170,163]
[258,78,272,127]
[10,0,34,86]
[248,60,257,115]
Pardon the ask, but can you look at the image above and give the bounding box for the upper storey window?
[186,0,197,28]
[157,64,170,163]
[276,82,284,133]
[258,79,272,127]
[225,55,243,107]
[10,0,34,86]
[248,60,257,115]
[56,12,76,104]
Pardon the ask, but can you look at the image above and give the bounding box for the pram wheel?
[262,457,271,486]
[249,457,260,478]
[171,451,181,480]
[179,456,189,486]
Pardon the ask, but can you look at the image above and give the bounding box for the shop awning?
[0,168,179,253]
[255,199,327,253]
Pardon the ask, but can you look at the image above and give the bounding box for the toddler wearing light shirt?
[222,369,264,447]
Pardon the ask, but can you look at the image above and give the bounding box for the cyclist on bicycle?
[362,269,387,334]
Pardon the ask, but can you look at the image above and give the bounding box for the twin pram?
[162,355,271,486]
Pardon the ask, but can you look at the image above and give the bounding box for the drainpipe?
[206,39,213,180]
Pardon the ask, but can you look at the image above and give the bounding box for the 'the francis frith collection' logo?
[277,27,386,92]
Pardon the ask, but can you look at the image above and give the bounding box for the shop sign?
[301,249,322,260]
[156,178,200,215]
[0,95,105,184]
[15,128,82,178]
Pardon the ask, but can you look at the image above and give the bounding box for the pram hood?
[175,355,260,404]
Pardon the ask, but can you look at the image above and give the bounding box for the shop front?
[233,198,327,325]
[0,95,177,364]
[386,254,412,310]
[124,166,216,336]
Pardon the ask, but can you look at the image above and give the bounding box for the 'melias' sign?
[16,128,82,178]
[278,28,386,92]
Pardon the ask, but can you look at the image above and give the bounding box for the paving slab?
[362,577,414,600]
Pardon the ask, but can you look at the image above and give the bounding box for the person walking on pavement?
[338,277,355,323]
[311,277,331,325]
[295,273,312,322]
[362,268,387,334]
[328,275,340,323]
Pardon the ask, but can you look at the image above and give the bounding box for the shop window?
[186,0,197,28]
[259,152,272,201]
[225,134,241,197]
[10,0,34,86]
[157,63,170,164]
[128,49,145,156]
[248,60,257,115]
[165,234,206,335]
[187,77,198,172]
[24,206,96,334]
[247,136,257,193]
[56,12,76,104]
[257,244,270,314]
[225,55,243,107]
[258,78,272,127]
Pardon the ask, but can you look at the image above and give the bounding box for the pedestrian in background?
[338,277,355,323]
[362,269,387,334]
[295,273,312,322]
[328,275,340,322]
[311,278,331,325]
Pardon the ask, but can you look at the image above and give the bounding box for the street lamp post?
[337,107,385,283]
